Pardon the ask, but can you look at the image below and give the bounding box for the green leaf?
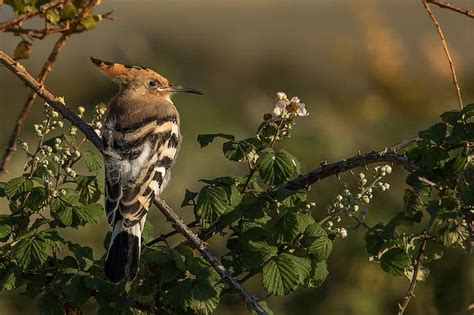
[37,293,65,315]
[420,147,450,169]
[181,189,198,207]
[380,248,411,276]
[75,175,102,203]
[303,223,332,261]
[142,220,154,243]
[82,151,102,171]
[25,187,46,211]
[404,265,430,281]
[75,203,103,224]
[45,9,60,24]
[60,2,77,19]
[241,241,278,270]
[80,15,96,30]
[195,185,229,222]
[263,253,308,296]
[308,261,329,288]
[418,122,447,144]
[197,133,235,148]
[422,241,444,263]
[25,275,46,298]
[0,223,12,240]
[272,211,301,244]
[257,149,296,185]
[14,237,48,269]
[440,110,461,124]
[68,243,94,271]
[4,177,33,199]
[462,182,474,205]
[63,276,93,306]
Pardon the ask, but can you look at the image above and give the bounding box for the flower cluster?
[273,92,309,118]
[323,164,393,237]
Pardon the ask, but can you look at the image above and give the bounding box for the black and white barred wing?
[103,117,180,282]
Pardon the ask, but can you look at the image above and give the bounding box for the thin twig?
[397,238,428,315]
[146,220,199,247]
[427,0,474,19]
[0,51,267,315]
[421,0,463,109]
[0,34,69,174]
[0,0,68,31]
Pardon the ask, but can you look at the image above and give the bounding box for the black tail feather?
[104,231,140,282]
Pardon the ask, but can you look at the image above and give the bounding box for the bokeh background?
[1,0,473,314]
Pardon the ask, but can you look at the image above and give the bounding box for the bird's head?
[90,57,203,100]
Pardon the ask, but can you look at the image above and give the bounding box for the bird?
[90,57,202,282]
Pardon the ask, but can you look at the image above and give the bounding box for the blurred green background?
[1,0,473,314]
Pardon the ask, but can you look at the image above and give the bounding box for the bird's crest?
[90,57,169,86]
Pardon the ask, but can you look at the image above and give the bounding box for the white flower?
[339,228,348,238]
[296,103,308,117]
[78,106,86,114]
[276,92,288,101]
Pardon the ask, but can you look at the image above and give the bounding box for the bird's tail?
[104,215,146,282]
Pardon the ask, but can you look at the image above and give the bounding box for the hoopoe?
[90,57,202,282]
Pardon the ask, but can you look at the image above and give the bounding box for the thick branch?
[284,149,412,191]
[421,0,463,109]
[0,34,69,174]
[0,0,68,31]
[0,51,103,151]
[397,238,428,315]
[427,0,474,19]
[0,51,266,315]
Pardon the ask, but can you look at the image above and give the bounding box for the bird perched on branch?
[90,57,202,282]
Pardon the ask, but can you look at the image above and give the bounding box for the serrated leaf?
[308,235,333,261]
[257,149,295,185]
[418,122,447,144]
[14,237,48,269]
[197,133,235,148]
[82,151,102,171]
[4,177,33,198]
[308,261,329,288]
[422,241,444,263]
[75,203,103,224]
[263,253,307,296]
[0,224,12,240]
[380,248,411,276]
[241,241,278,270]
[68,243,94,271]
[63,276,93,306]
[420,147,450,169]
[142,220,154,243]
[272,211,300,244]
[195,185,228,222]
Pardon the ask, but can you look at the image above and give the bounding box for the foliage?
[0,90,472,314]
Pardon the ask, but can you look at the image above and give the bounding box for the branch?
[397,238,428,315]
[0,51,103,151]
[153,200,267,314]
[0,0,68,31]
[284,149,413,191]
[421,0,463,109]
[0,34,70,175]
[0,51,267,315]
[427,0,474,19]
[192,149,413,243]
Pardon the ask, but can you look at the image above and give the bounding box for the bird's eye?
[147,80,157,89]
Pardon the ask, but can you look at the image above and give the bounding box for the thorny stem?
[421,0,463,109]
[397,237,428,315]
[427,0,474,19]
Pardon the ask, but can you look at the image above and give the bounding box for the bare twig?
[427,0,474,19]
[397,238,428,315]
[0,0,68,31]
[421,0,463,109]
[0,34,69,175]
[0,51,267,315]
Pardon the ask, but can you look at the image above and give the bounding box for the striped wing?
[104,116,180,228]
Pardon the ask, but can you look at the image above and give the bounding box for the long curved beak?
[169,84,203,95]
